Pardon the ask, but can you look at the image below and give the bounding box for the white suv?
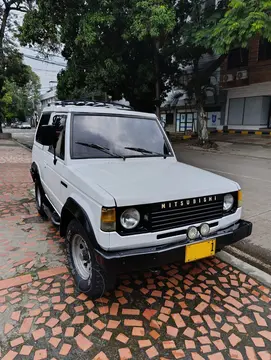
[31,101,252,298]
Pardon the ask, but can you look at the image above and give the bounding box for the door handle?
[61,181,68,188]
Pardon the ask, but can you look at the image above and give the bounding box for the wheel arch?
[60,197,101,251]
[30,162,41,183]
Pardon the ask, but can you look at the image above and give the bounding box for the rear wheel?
[66,219,115,298]
[35,181,47,218]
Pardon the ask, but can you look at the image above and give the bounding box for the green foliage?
[19,0,179,111]
[128,1,176,40]
[1,67,41,122]
[18,0,271,118]
[0,0,37,129]
[197,0,271,53]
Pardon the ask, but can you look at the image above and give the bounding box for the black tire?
[66,219,115,299]
[35,181,47,218]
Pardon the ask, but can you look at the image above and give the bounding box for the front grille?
[149,195,224,232]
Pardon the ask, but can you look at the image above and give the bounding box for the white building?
[40,87,58,109]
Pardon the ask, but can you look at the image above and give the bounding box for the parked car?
[12,121,22,128]
[19,122,31,129]
[30,101,252,298]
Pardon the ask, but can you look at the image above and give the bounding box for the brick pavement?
[0,143,271,360]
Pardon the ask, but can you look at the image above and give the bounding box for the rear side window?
[36,113,51,144]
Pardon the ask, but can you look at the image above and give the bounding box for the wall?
[221,35,271,88]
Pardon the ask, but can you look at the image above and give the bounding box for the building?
[161,53,225,133]
[221,35,271,130]
[40,87,58,109]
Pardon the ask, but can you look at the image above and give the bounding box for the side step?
[43,203,61,226]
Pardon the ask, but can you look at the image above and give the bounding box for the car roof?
[42,102,157,120]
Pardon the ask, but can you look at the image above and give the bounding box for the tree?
[125,0,176,118]
[166,0,228,143]
[19,0,180,112]
[187,0,271,142]
[0,0,34,132]
[19,0,271,142]
[197,0,271,53]
[1,66,40,123]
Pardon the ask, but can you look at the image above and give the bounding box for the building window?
[258,38,271,61]
[227,48,249,70]
[166,113,174,125]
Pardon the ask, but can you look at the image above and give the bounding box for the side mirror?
[39,125,57,146]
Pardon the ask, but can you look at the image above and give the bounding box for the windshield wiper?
[125,147,168,159]
[76,142,125,160]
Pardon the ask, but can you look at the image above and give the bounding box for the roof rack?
[48,100,134,111]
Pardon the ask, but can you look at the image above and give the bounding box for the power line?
[32,67,61,73]
[23,47,64,60]
[23,54,66,67]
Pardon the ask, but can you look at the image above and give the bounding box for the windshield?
[71,114,173,159]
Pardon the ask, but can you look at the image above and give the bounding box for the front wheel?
[66,219,115,298]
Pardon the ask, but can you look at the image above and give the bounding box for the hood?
[74,158,239,207]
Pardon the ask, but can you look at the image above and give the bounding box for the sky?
[8,8,67,95]
[22,47,67,95]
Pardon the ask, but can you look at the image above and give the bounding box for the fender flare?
[30,162,40,182]
[60,197,101,250]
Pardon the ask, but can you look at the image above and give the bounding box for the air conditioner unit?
[236,70,248,80]
[223,74,234,82]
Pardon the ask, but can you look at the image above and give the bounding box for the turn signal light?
[238,190,243,208]
[101,207,116,232]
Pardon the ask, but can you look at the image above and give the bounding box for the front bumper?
[94,220,252,274]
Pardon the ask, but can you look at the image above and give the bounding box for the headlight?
[120,208,140,230]
[223,194,234,212]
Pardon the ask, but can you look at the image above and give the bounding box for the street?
[175,141,271,273]
[6,128,271,273]
[4,128,36,149]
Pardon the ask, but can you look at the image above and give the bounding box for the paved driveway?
[0,142,270,360]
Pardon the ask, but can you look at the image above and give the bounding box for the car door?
[42,113,67,215]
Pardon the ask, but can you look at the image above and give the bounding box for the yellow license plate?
[185,239,216,263]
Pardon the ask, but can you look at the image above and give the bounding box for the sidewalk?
[172,134,271,161]
[0,142,271,360]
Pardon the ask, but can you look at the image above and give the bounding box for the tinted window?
[49,115,67,160]
[36,113,51,143]
[71,114,172,159]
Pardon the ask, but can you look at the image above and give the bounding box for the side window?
[36,113,51,144]
[49,115,67,160]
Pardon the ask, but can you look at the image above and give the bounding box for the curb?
[12,138,32,152]
[217,129,271,136]
[169,129,271,141]
[224,245,271,276]
[217,251,271,288]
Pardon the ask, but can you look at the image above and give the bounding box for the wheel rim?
[71,234,92,280]
[36,186,42,208]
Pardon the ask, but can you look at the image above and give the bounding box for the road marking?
[203,167,271,184]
